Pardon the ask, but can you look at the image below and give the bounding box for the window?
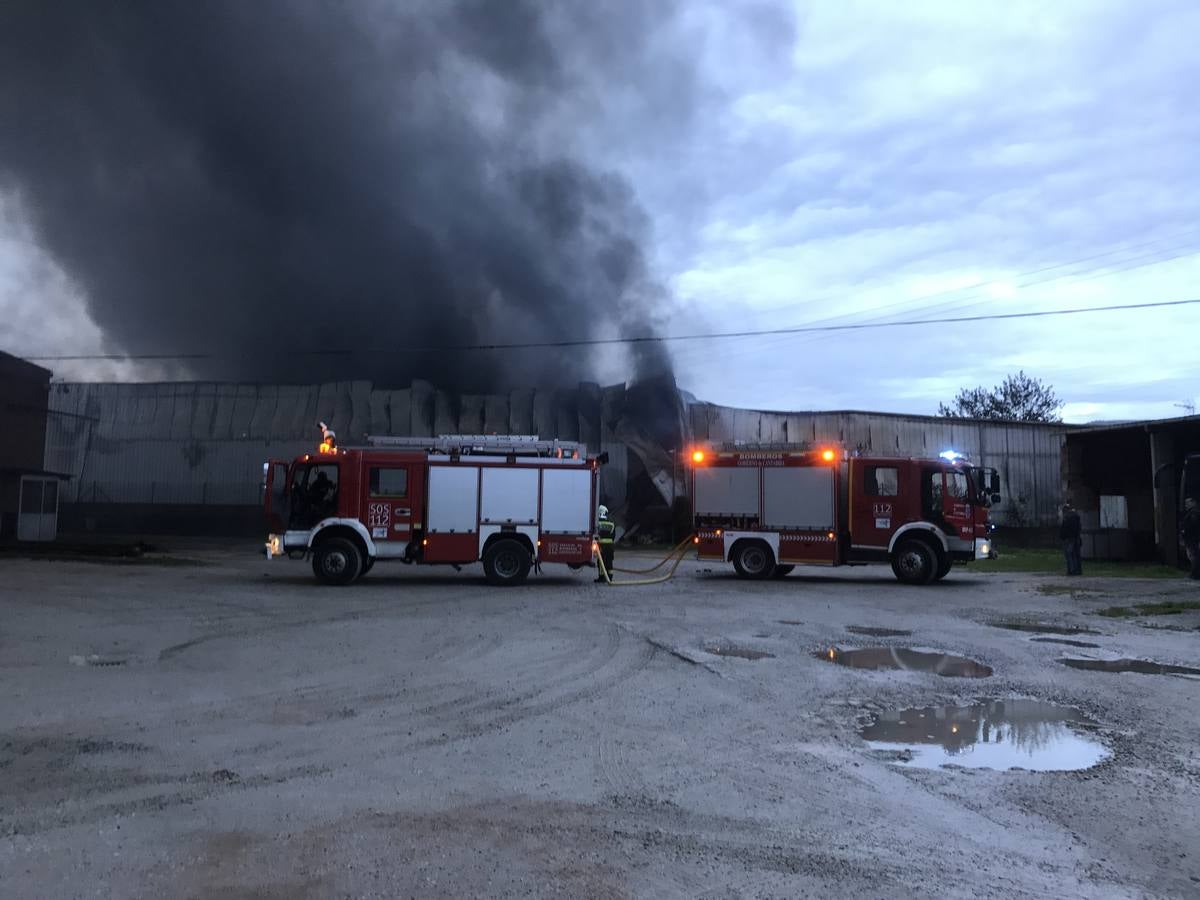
[946,471,970,501]
[864,466,898,496]
[369,467,408,498]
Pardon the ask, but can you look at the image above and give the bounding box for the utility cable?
[22,297,1200,361]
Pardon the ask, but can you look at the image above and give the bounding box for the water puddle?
[704,642,775,660]
[1030,637,1101,649]
[69,654,128,667]
[846,626,913,637]
[777,620,803,626]
[991,622,1100,636]
[1060,657,1200,677]
[861,699,1108,771]
[817,646,992,678]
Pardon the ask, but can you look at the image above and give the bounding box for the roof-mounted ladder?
[362,434,587,458]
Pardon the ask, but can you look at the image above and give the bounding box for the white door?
[18,477,59,542]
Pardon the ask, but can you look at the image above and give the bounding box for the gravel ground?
[2,547,1199,898]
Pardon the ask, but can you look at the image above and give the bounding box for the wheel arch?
[888,523,948,556]
[482,531,535,559]
[310,521,372,560]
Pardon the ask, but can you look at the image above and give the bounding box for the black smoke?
[0,0,681,389]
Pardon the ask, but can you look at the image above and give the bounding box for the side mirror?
[596,451,610,465]
[991,493,1002,504]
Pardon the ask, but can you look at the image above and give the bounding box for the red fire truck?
[691,444,999,584]
[263,433,600,586]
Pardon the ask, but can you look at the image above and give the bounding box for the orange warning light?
[691,450,705,464]
[693,536,700,544]
[821,449,836,462]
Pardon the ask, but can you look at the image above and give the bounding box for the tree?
[938,371,1063,422]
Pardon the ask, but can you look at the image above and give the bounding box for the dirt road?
[2,549,1198,897]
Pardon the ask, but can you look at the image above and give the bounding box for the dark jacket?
[1182,506,1200,544]
[1059,510,1081,541]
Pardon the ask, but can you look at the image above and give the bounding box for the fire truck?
[263,433,601,586]
[690,444,999,584]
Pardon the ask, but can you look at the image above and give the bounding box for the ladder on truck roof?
[703,440,822,452]
[362,434,587,458]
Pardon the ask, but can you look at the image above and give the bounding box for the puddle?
[817,646,992,678]
[1030,637,1101,649]
[777,620,803,626]
[846,626,913,637]
[703,642,775,660]
[861,699,1109,771]
[991,622,1101,636]
[69,654,128,667]
[1060,657,1200,677]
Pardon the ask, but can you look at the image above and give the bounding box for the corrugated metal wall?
[689,403,1065,526]
[45,382,1066,526]
[45,380,632,510]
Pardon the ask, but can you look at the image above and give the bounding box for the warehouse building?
[42,376,1069,538]
[0,351,65,541]
[1062,414,1200,563]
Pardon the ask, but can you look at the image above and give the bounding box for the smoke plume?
[0,0,682,389]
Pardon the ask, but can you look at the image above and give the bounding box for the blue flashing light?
[939,450,967,462]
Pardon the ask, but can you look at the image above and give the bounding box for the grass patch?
[984,547,1183,579]
[1097,600,1200,618]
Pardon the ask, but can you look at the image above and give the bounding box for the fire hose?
[594,534,695,586]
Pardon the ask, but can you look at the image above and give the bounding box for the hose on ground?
[611,535,697,574]
[596,535,694,586]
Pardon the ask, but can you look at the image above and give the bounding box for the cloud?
[663,0,1200,421]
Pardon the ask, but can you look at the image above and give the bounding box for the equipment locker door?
[365,462,423,545]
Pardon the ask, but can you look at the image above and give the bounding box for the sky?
[1,0,1198,422]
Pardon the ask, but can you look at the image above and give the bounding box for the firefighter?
[596,504,616,582]
[1059,502,1082,576]
[309,470,335,515]
[1181,497,1200,580]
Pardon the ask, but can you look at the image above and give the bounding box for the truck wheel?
[483,538,531,586]
[358,557,375,579]
[891,540,935,585]
[732,540,774,580]
[772,565,795,578]
[933,556,952,580]
[312,537,362,586]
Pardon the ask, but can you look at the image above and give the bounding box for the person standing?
[1059,503,1082,576]
[595,505,616,583]
[1181,497,1200,580]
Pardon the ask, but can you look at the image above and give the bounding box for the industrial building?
[0,351,63,541]
[41,376,1069,538]
[1062,415,1200,563]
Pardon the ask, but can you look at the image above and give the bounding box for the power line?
[22,297,1200,361]
[668,232,1200,368]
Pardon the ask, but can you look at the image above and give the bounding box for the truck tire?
[732,540,775,580]
[358,557,375,578]
[312,536,363,586]
[933,556,952,580]
[772,565,795,578]
[891,539,936,585]
[483,538,532,586]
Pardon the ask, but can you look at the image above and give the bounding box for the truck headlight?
[266,534,283,557]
